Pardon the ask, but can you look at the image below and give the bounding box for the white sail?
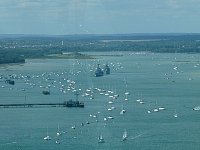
[98,135,105,143]
[56,124,61,136]
[174,109,178,118]
[44,127,51,140]
[120,105,126,115]
[122,129,127,141]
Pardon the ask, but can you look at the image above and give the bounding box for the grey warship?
[95,64,104,77]
[104,64,110,74]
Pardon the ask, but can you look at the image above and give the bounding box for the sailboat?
[122,129,127,141]
[124,79,129,96]
[147,104,151,114]
[44,127,51,140]
[55,125,61,144]
[120,105,126,115]
[136,94,141,102]
[174,110,178,118]
[56,124,61,136]
[124,94,128,101]
[124,91,130,95]
[98,135,105,143]
[55,140,60,144]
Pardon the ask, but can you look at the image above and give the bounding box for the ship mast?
[75,92,79,101]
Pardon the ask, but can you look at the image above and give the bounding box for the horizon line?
[1,32,200,37]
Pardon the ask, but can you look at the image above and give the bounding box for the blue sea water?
[0,52,200,150]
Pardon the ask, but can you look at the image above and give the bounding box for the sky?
[0,0,200,35]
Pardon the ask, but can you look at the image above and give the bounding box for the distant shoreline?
[32,52,123,60]
[0,52,124,65]
[1,33,200,64]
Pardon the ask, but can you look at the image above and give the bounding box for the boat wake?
[130,132,147,140]
[0,141,17,145]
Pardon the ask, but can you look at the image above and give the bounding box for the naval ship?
[95,64,104,77]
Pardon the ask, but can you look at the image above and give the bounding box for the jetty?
[0,101,84,109]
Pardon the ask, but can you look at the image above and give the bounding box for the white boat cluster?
[1,56,200,146]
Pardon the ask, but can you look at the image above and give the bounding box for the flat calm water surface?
[0,52,200,150]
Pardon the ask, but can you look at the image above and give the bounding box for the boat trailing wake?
[0,141,17,145]
[130,132,147,140]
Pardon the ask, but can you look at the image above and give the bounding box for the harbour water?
[0,52,200,150]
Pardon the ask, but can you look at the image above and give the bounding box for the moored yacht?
[44,128,51,140]
[174,110,178,118]
[98,135,105,143]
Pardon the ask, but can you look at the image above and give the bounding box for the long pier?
[0,100,84,108]
[0,102,67,108]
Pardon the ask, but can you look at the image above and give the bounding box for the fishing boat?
[122,129,127,141]
[98,135,105,143]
